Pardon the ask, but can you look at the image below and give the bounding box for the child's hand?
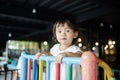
[55,53,66,63]
[35,52,52,60]
[35,52,41,60]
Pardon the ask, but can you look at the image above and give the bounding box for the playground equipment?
[21,51,116,80]
[98,59,116,80]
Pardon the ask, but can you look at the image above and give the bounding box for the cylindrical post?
[39,61,43,80]
[81,51,98,80]
[27,59,31,80]
[21,56,28,80]
[46,61,50,80]
[36,65,39,80]
[32,59,37,80]
[56,63,60,80]
[67,64,72,80]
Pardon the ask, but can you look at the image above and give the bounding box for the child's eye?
[66,29,72,32]
[58,31,61,33]
[67,30,70,32]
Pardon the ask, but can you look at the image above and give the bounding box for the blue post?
[32,59,37,80]
[21,53,28,80]
[46,61,50,80]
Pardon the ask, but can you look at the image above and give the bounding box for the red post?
[27,59,31,80]
[56,63,60,80]
[81,51,99,80]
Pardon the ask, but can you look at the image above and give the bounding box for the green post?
[67,64,72,80]
[36,65,39,80]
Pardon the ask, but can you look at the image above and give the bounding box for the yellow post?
[39,61,43,80]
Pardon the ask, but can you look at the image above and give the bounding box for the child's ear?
[74,32,78,38]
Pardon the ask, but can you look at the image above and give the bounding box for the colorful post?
[21,54,28,80]
[81,51,99,80]
[46,61,50,80]
[56,63,60,80]
[36,65,39,80]
[39,61,43,80]
[32,59,37,80]
[67,64,72,80]
[27,59,31,80]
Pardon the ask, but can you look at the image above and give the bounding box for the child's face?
[55,22,78,46]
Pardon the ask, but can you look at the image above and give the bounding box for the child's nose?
[61,31,66,35]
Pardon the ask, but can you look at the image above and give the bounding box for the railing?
[21,51,115,80]
[98,59,116,80]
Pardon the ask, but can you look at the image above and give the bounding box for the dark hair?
[52,17,79,43]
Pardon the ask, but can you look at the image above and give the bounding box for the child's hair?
[52,17,79,43]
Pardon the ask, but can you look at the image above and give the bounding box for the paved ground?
[0,71,46,80]
[0,72,20,80]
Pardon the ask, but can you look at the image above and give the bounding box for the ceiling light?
[100,23,104,27]
[110,24,112,29]
[77,38,82,42]
[32,8,36,13]
[43,41,48,45]
[8,33,12,37]
[95,42,99,46]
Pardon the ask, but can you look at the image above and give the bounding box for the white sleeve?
[50,45,57,56]
[68,45,81,53]
[50,44,60,56]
